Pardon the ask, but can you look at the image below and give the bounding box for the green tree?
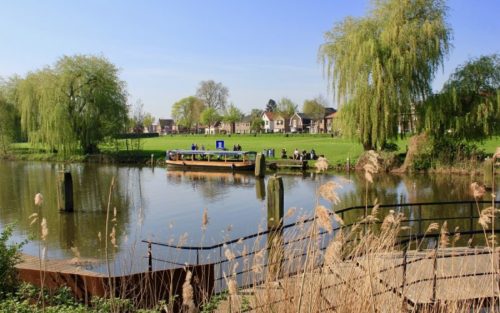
[0,79,21,153]
[200,107,221,134]
[16,55,128,154]
[0,94,17,153]
[320,0,451,150]
[265,99,277,112]
[276,97,297,119]
[303,96,327,120]
[249,109,264,133]
[171,96,205,132]
[196,80,229,112]
[420,54,500,141]
[143,113,155,131]
[223,103,243,133]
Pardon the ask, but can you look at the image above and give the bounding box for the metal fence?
[143,200,500,294]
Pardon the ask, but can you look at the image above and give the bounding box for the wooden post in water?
[267,175,284,280]
[58,172,74,212]
[255,153,266,178]
[267,175,283,229]
[483,158,494,189]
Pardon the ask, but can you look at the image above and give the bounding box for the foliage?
[0,224,25,298]
[249,109,264,133]
[0,93,18,153]
[171,96,205,131]
[200,107,221,131]
[419,54,500,141]
[303,96,327,120]
[15,55,129,154]
[320,0,451,150]
[201,292,227,313]
[277,97,298,119]
[196,80,229,112]
[265,99,277,112]
[223,104,244,133]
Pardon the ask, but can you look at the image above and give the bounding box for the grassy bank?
[3,134,499,167]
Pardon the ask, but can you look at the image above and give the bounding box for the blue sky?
[1,1,499,118]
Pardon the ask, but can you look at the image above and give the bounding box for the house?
[289,113,312,133]
[273,114,290,133]
[262,112,275,133]
[310,108,337,134]
[235,115,252,134]
[158,119,175,135]
[204,121,222,135]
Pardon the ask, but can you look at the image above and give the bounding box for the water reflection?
[0,160,498,273]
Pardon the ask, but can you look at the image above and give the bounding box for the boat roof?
[167,149,257,156]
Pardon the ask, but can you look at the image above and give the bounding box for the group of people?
[190,143,205,150]
[232,144,242,151]
[281,148,318,160]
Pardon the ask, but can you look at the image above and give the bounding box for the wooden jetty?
[214,247,500,312]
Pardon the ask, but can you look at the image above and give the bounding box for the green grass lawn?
[8,134,499,166]
[136,134,365,165]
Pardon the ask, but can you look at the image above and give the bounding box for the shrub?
[0,224,26,297]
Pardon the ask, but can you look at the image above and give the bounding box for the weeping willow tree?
[16,55,128,154]
[320,0,451,150]
[420,54,500,141]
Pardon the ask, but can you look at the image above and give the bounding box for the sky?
[0,0,499,119]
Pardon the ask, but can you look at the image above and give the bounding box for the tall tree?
[0,93,17,153]
[223,103,243,134]
[171,96,205,131]
[249,109,264,133]
[303,96,327,120]
[320,0,451,150]
[16,55,128,154]
[265,99,277,112]
[277,97,297,119]
[200,107,221,134]
[420,54,500,140]
[196,80,229,112]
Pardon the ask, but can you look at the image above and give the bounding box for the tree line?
[320,0,499,162]
[171,80,334,134]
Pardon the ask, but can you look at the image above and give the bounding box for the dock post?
[151,154,154,167]
[483,158,494,189]
[346,157,350,172]
[255,153,266,178]
[267,175,284,229]
[58,171,74,212]
[267,175,284,280]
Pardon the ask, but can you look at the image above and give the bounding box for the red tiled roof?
[262,111,274,120]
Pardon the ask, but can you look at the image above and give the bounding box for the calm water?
[0,160,498,273]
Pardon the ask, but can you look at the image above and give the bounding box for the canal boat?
[166,150,257,171]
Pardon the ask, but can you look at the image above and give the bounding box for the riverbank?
[2,134,498,172]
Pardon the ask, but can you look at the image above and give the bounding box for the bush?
[0,224,26,297]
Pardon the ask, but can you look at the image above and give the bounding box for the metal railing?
[142,200,499,294]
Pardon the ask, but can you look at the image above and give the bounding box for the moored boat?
[165,150,257,171]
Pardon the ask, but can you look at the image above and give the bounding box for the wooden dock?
[16,253,106,277]
[215,247,500,312]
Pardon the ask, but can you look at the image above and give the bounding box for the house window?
[265,121,269,125]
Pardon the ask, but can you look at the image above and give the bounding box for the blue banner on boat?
[216,140,225,150]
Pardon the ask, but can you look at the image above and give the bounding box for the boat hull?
[166,160,255,171]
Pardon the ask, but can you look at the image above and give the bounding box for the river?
[0,160,498,273]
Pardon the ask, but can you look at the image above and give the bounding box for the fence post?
[418,205,422,238]
[431,243,438,305]
[469,202,474,243]
[401,245,408,310]
[148,241,153,272]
